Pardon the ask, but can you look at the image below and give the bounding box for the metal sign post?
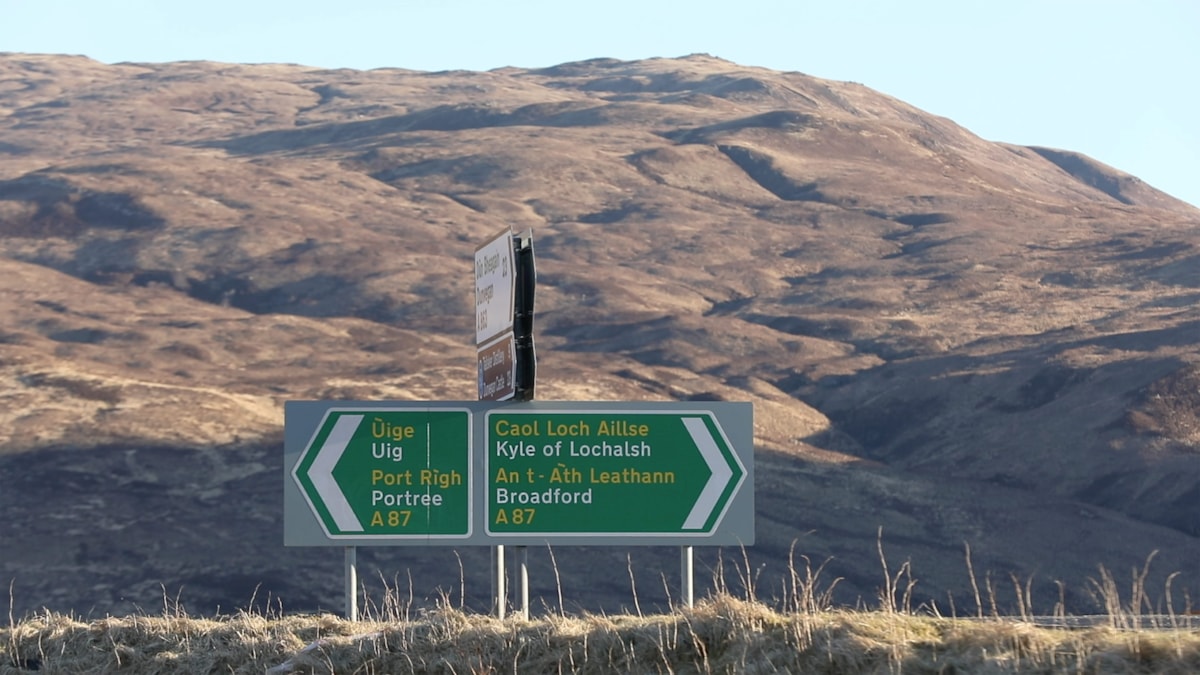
[681,546,694,609]
[512,229,535,618]
[345,546,358,621]
[477,227,516,617]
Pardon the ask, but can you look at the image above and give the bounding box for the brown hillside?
[1,52,1197,618]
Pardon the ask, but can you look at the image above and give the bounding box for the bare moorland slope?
[0,53,1198,618]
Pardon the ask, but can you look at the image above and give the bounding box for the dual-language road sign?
[485,410,745,537]
[291,408,471,540]
[285,401,754,547]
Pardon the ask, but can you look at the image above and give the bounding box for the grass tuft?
[3,547,1198,673]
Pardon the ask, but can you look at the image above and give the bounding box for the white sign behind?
[474,228,515,346]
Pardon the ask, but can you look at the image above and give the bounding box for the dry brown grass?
[5,551,1199,675]
[4,595,1199,674]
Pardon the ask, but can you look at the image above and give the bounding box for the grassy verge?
[4,593,1200,674]
[5,545,1198,673]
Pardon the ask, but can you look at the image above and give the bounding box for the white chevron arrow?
[307,414,364,532]
[681,416,734,530]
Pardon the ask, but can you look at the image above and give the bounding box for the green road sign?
[292,408,472,539]
[484,410,746,537]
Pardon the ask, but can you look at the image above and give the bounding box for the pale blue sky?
[3,0,1197,208]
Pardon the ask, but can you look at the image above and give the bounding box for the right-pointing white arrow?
[309,414,364,532]
[681,416,734,530]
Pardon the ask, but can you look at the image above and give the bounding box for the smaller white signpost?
[475,228,517,401]
[285,225,752,620]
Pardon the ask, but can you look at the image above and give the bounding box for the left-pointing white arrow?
[309,414,364,532]
[682,416,734,530]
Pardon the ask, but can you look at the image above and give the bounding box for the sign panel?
[290,407,472,540]
[477,332,516,401]
[474,228,515,346]
[286,401,753,546]
[485,410,746,538]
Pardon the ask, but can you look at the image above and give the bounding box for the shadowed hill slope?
[1,52,1197,618]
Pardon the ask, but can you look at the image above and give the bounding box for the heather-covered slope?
[1,53,1197,618]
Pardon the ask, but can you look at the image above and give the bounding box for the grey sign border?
[285,400,754,547]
